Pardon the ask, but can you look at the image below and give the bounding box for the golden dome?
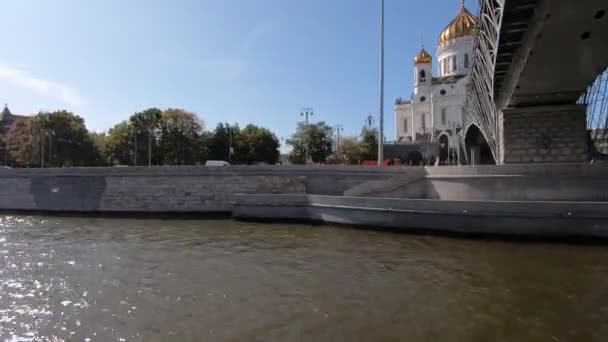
[414,46,432,64]
[438,1,478,45]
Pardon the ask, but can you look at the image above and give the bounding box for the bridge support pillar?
[501,104,587,163]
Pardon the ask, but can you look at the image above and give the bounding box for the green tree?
[359,126,378,161]
[7,110,101,167]
[104,121,133,165]
[106,109,205,166]
[129,108,162,166]
[89,131,107,166]
[158,108,203,165]
[332,136,361,164]
[7,118,36,166]
[206,123,237,162]
[197,131,212,164]
[234,124,279,164]
[286,121,333,164]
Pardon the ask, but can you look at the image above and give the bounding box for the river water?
[1,216,607,341]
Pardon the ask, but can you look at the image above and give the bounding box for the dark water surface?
[1,216,607,341]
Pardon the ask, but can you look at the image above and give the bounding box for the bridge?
[463,0,608,164]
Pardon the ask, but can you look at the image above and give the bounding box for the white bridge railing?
[462,0,505,163]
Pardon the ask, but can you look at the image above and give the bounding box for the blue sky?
[0,0,476,148]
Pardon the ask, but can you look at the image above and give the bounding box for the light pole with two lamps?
[300,108,314,163]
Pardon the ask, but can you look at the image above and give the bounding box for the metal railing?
[462,0,505,163]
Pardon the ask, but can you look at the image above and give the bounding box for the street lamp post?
[148,131,152,167]
[40,130,44,168]
[365,115,374,130]
[334,125,343,163]
[422,127,430,164]
[448,121,461,165]
[133,128,138,166]
[300,107,314,163]
[228,126,234,163]
[48,131,53,167]
[143,111,156,168]
[377,0,385,166]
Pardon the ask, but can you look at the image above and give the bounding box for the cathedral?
[393,0,477,155]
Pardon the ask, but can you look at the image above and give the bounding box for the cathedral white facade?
[394,1,478,148]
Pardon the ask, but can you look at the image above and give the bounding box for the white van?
[205,160,231,167]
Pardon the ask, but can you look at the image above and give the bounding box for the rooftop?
[0,104,29,122]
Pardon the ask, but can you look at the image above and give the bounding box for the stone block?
[562,148,574,155]
[517,156,531,163]
[527,148,538,154]
[532,156,544,163]
[505,155,522,163]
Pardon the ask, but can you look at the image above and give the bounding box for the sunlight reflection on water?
[0,215,607,341]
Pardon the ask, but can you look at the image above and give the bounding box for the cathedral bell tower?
[413,44,432,95]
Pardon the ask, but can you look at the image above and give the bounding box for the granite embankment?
[231,164,608,238]
[0,165,402,213]
[0,163,607,219]
[345,163,608,201]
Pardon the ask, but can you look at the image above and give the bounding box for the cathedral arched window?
[452,56,457,72]
[464,54,470,68]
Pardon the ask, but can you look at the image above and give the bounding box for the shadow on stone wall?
[31,176,106,211]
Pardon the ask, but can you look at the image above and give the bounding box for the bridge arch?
[464,123,496,165]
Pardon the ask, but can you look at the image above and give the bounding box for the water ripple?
[0,216,607,341]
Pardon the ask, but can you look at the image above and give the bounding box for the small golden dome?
[438,0,478,45]
[414,46,432,64]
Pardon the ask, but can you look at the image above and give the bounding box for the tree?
[359,126,378,161]
[206,123,237,162]
[89,131,107,166]
[129,108,162,166]
[104,121,132,165]
[158,108,203,165]
[332,136,361,164]
[286,121,333,164]
[6,118,37,166]
[7,110,101,167]
[197,131,212,164]
[105,108,205,166]
[234,124,280,164]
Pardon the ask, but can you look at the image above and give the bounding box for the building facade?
[393,1,477,157]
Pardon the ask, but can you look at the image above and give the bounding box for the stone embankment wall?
[346,163,608,201]
[0,163,605,214]
[0,166,401,213]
